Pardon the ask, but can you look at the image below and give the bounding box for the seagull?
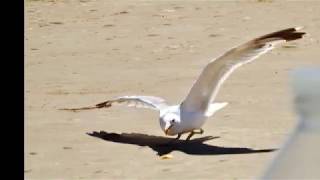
[61,27,305,141]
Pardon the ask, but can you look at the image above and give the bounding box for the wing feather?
[181,27,306,113]
[60,96,168,112]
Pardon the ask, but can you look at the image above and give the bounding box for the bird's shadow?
[87,131,277,156]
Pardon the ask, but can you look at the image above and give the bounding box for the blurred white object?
[262,68,320,179]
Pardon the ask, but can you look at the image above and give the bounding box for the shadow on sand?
[87,131,277,156]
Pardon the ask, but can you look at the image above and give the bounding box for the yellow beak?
[164,124,173,135]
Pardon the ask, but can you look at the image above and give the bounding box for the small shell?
[160,154,173,160]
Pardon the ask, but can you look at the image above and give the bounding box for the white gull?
[62,27,305,141]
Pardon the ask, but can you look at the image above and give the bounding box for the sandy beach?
[25,0,319,179]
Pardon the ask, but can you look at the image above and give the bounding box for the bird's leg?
[175,133,182,140]
[186,131,195,141]
[196,128,204,134]
[186,128,204,141]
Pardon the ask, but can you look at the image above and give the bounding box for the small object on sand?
[113,11,129,15]
[282,44,297,48]
[160,154,173,160]
[50,21,63,25]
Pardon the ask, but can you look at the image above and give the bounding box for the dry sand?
[25,0,320,179]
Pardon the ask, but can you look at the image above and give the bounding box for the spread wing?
[60,96,169,112]
[181,27,306,113]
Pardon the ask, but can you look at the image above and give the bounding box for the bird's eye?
[171,119,175,123]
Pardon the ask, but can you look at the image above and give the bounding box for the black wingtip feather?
[96,101,112,108]
[256,27,306,42]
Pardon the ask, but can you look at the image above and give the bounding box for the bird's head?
[160,113,180,136]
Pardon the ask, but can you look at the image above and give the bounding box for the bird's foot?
[186,128,204,141]
[194,128,204,134]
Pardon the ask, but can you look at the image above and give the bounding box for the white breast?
[180,110,207,132]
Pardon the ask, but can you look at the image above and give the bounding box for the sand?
[25,0,320,179]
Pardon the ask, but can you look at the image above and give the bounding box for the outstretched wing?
[181,27,306,113]
[60,96,169,112]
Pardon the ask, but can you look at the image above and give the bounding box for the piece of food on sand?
[160,154,173,160]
